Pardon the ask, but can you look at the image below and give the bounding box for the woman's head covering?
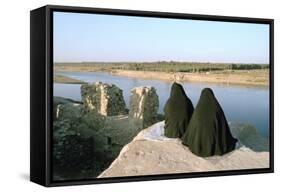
[182,88,237,157]
[164,82,194,138]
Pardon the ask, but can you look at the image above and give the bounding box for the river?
[54,71,269,138]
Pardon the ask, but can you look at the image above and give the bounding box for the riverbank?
[54,66,269,86]
[54,74,86,84]
[110,69,269,87]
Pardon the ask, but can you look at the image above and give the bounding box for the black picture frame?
[30,4,274,187]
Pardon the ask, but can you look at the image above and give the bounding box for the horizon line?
[53,61,269,65]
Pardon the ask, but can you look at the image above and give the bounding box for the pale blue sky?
[53,11,270,64]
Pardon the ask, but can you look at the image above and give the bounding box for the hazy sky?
[53,11,270,64]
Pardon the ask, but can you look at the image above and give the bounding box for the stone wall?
[53,96,82,120]
[53,97,110,180]
[129,86,159,129]
[81,82,127,116]
[53,83,160,180]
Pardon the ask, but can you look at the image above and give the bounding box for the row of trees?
[108,62,269,73]
[230,64,269,70]
[55,61,269,73]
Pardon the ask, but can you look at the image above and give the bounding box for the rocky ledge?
[98,121,269,178]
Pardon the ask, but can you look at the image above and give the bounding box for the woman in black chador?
[164,82,194,138]
[182,88,237,157]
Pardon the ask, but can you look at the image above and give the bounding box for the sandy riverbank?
[54,74,86,84]
[54,63,269,86]
[110,69,269,87]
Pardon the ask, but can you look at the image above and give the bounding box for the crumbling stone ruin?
[53,82,160,180]
[81,82,127,116]
[52,97,110,180]
[129,86,159,129]
[53,97,82,121]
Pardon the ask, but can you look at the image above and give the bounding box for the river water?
[54,71,269,138]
